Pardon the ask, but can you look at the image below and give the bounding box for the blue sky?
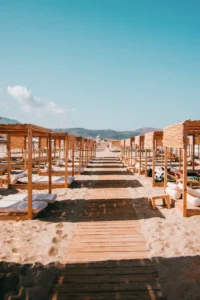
[0,0,200,130]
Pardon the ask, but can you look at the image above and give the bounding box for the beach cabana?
[144,131,164,187]
[0,124,55,220]
[109,140,121,152]
[163,120,200,217]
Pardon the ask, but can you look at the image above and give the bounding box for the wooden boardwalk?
[49,157,165,299]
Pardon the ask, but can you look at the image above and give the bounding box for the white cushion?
[165,187,181,200]
[186,193,200,207]
[0,200,47,213]
[178,182,200,197]
[56,159,65,166]
[167,182,181,192]
[3,194,26,201]
[24,193,57,203]
[10,171,28,184]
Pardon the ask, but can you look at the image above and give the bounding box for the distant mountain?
[0,116,21,124]
[0,117,160,139]
[53,127,160,139]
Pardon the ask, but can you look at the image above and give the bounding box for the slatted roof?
[144,131,163,150]
[163,120,200,148]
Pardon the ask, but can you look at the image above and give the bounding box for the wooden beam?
[79,141,82,174]
[192,135,195,171]
[65,136,69,188]
[7,134,11,186]
[28,127,33,220]
[72,144,75,177]
[145,149,147,179]
[48,134,52,194]
[164,147,167,190]
[183,145,187,217]
[152,142,156,187]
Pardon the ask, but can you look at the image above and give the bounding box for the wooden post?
[179,149,182,171]
[65,135,69,188]
[164,147,167,190]
[38,137,41,174]
[170,148,172,165]
[192,135,195,171]
[72,144,75,177]
[81,141,84,167]
[130,140,133,166]
[28,127,33,220]
[7,134,11,187]
[24,137,27,171]
[85,143,87,167]
[59,139,61,159]
[139,141,142,174]
[152,144,156,187]
[48,134,52,194]
[145,149,147,179]
[183,145,187,217]
[79,140,82,174]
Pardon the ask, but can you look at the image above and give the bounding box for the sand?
[0,148,200,299]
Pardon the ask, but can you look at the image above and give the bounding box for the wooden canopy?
[0,124,53,220]
[0,124,52,137]
[163,120,200,149]
[135,135,144,146]
[163,120,200,217]
[144,131,163,150]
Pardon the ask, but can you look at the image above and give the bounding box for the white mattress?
[2,193,57,203]
[17,175,75,185]
[186,194,200,207]
[42,166,83,173]
[0,200,47,213]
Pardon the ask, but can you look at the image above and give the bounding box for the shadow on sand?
[1,256,200,299]
[38,197,165,223]
[70,179,143,189]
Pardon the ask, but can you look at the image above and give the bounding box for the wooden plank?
[49,290,165,300]
[65,135,69,188]
[48,134,52,194]
[7,134,11,186]
[28,127,33,220]
[183,146,187,217]
[50,281,160,292]
[53,274,158,284]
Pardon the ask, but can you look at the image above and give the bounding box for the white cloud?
[7,85,74,116]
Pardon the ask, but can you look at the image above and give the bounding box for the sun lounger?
[17,175,74,185]
[3,193,57,203]
[0,199,47,213]
[40,165,84,174]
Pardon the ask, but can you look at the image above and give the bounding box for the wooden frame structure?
[144,131,164,187]
[0,124,53,220]
[109,140,121,152]
[163,120,200,217]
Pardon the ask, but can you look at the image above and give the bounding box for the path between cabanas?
[49,156,165,299]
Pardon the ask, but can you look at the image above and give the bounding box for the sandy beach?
[0,148,200,299]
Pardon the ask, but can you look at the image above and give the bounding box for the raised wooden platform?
[48,156,165,299]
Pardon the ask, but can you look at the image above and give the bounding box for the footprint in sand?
[6,240,12,244]
[12,248,18,253]
[56,229,63,235]
[52,237,57,243]
[48,246,58,256]
[56,223,63,228]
